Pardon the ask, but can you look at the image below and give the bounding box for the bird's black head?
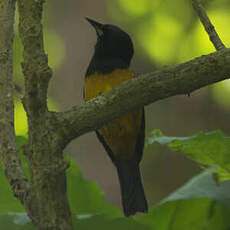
[86,18,134,75]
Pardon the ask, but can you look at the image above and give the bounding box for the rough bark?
[0,0,29,211]
[17,0,73,229]
[54,48,230,144]
[191,0,226,51]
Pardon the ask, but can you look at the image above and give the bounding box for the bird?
[83,18,148,217]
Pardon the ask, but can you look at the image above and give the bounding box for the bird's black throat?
[85,55,129,76]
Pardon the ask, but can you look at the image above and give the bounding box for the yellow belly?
[84,69,142,159]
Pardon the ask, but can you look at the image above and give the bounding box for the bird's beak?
[86,17,104,37]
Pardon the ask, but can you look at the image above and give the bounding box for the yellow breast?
[84,69,134,101]
[84,68,142,160]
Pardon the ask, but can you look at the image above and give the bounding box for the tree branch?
[18,0,52,116]
[17,1,73,229]
[191,0,226,51]
[55,48,230,144]
[0,0,29,205]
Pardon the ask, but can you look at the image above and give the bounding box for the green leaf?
[1,171,230,229]
[2,134,230,230]
[67,160,121,217]
[73,214,152,230]
[1,135,120,216]
[146,129,230,182]
[137,171,230,230]
[163,170,230,207]
[0,213,34,230]
[138,198,230,230]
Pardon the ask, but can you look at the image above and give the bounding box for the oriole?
[84,18,148,216]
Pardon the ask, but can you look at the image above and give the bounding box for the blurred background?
[14,0,230,211]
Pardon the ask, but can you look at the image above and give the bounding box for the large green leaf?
[1,171,230,229]
[138,198,230,230]
[0,136,120,216]
[0,213,33,230]
[73,214,152,230]
[67,160,121,217]
[162,170,230,207]
[2,135,230,229]
[146,129,230,182]
[137,170,230,230]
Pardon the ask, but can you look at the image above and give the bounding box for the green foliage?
[140,198,230,230]
[0,136,120,215]
[0,213,33,230]
[1,134,230,229]
[67,160,121,217]
[164,170,230,207]
[137,171,230,230]
[1,168,230,229]
[73,215,151,230]
[146,130,230,182]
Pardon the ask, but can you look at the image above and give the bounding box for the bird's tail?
[116,161,148,217]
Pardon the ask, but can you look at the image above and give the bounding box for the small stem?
[191,0,226,51]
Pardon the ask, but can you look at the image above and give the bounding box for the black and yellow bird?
[84,18,148,216]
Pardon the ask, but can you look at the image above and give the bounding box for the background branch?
[0,0,29,205]
[55,48,230,144]
[191,0,226,51]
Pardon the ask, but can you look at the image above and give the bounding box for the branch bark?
[18,0,52,116]
[54,48,230,144]
[17,0,73,229]
[0,0,29,208]
[191,0,226,51]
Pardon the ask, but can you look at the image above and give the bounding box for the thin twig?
[191,0,226,51]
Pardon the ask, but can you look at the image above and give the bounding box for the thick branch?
[55,48,230,144]
[191,0,226,51]
[17,1,73,229]
[18,0,52,116]
[0,0,29,204]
